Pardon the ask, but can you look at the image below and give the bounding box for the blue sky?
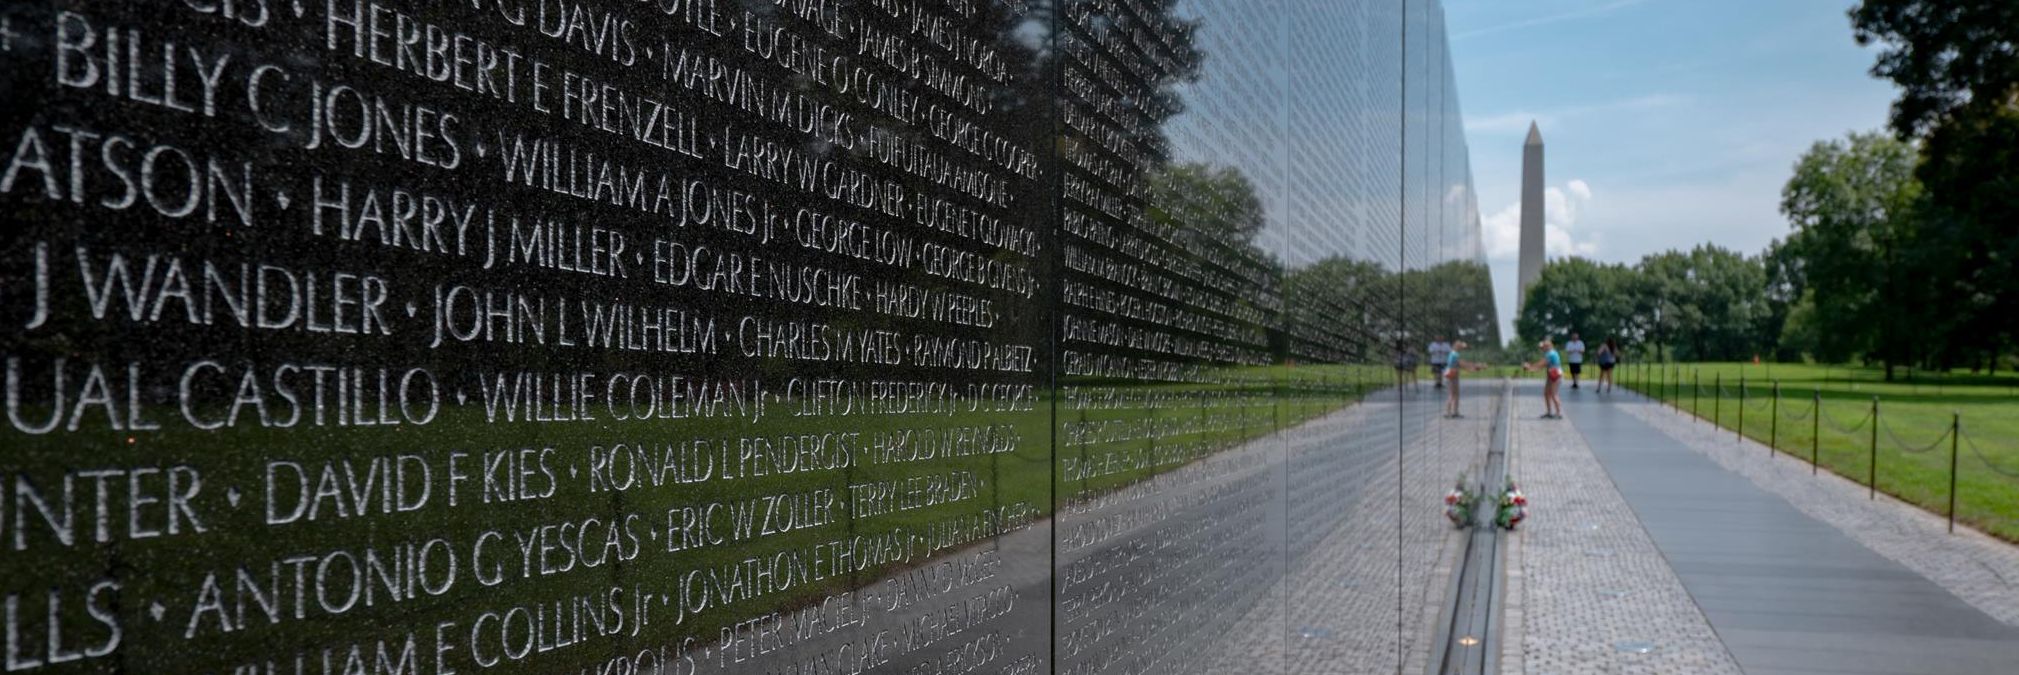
[1444,0,1901,338]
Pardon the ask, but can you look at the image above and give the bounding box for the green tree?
[1915,111,2019,370]
[1850,1,2019,140]
[1145,163,1266,245]
[1777,290,1834,362]
[1634,251,1696,360]
[1635,246,1770,362]
[1777,132,1926,378]
[1282,256,1392,364]
[1403,261,1500,348]
[1515,258,1637,348]
[1851,0,2019,370]
[1759,239,1809,362]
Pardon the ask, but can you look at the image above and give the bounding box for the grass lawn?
[1616,362,2019,541]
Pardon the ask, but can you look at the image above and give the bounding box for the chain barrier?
[1712,383,1774,412]
[1820,406,1873,435]
[1657,367,2019,531]
[1881,418,1952,455]
[1740,390,1773,411]
[1961,428,2019,479]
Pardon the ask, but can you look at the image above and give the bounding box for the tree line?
[1283,257,1500,365]
[1517,0,2017,379]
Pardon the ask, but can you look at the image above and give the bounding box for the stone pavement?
[1501,386,1744,675]
[1554,385,2019,674]
[1206,383,1490,674]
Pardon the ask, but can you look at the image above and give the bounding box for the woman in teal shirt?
[1523,339,1566,419]
[1442,340,1486,418]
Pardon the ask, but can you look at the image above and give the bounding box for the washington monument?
[1517,121,1545,312]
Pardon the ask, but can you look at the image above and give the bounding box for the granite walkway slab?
[1564,387,2019,675]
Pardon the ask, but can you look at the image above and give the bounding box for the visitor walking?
[1443,340,1486,418]
[1596,338,1619,393]
[1565,332,1586,389]
[1522,339,1566,418]
[1428,338,1452,389]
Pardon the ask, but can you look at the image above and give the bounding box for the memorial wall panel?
[0,0,1494,673]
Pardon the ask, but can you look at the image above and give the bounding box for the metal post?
[1869,396,1879,500]
[1714,373,1722,428]
[1811,389,1821,476]
[1770,381,1780,457]
[1738,374,1746,441]
[1693,370,1700,421]
[1949,412,1960,534]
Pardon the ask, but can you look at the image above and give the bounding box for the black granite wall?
[0,0,1492,672]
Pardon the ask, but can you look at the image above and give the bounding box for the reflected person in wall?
[1429,337,1452,389]
[1443,341,1489,418]
[1395,341,1421,391]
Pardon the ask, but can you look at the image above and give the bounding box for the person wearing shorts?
[1444,340,1484,418]
[1596,338,1618,393]
[1428,339,1451,389]
[1565,333,1586,389]
[1523,339,1565,418]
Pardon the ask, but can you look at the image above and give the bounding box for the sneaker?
[1539,413,1554,419]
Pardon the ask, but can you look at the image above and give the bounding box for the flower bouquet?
[1444,474,1479,528]
[1495,478,1528,530]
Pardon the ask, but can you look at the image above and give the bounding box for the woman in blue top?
[1442,340,1487,418]
[1522,339,1566,419]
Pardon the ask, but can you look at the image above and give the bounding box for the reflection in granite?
[0,0,1491,672]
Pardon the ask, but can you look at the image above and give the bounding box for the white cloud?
[1566,179,1593,201]
[1482,179,1601,262]
[1483,204,1520,258]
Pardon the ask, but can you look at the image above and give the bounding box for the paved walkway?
[1544,383,2019,675]
[1210,384,1491,675]
[1503,386,1743,674]
[1616,395,2019,629]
